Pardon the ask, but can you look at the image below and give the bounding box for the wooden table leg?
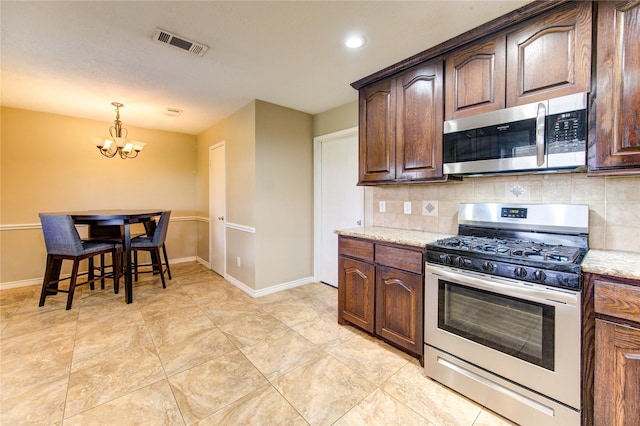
[124,223,133,304]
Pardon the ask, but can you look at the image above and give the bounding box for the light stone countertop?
[336,226,640,282]
[335,226,452,248]
[581,249,640,281]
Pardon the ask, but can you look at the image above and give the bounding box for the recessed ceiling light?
[345,35,366,49]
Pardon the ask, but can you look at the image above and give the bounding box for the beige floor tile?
[75,300,146,339]
[334,388,430,426]
[0,375,68,425]
[272,354,376,426]
[217,311,288,348]
[291,313,358,350]
[327,333,412,385]
[63,380,183,426]
[169,349,268,424]
[0,263,519,425]
[259,298,321,327]
[198,384,307,426]
[201,298,264,326]
[65,324,166,418]
[146,309,236,376]
[1,301,79,339]
[240,328,325,381]
[382,362,482,426]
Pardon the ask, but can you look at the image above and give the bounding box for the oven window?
[438,280,555,370]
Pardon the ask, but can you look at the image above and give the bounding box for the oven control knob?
[533,270,547,282]
[514,266,528,278]
[482,261,495,272]
[439,254,452,265]
[453,256,471,267]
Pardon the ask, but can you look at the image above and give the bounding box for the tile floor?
[0,262,515,425]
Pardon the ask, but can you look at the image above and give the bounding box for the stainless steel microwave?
[443,93,587,176]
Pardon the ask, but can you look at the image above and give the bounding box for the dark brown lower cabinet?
[594,319,640,425]
[375,266,423,356]
[338,236,425,362]
[338,256,375,333]
[584,273,640,426]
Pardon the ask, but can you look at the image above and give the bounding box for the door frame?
[313,126,361,283]
[209,141,226,275]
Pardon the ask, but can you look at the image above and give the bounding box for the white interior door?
[209,142,226,275]
[314,128,363,287]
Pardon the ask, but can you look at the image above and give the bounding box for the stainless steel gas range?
[424,203,589,426]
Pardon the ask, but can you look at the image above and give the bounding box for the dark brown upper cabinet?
[505,1,592,106]
[359,60,444,185]
[445,35,506,120]
[589,0,640,175]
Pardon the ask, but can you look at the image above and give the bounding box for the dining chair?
[132,210,172,288]
[85,224,123,291]
[39,214,121,310]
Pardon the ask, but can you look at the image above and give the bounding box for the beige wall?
[312,101,357,137]
[255,100,313,289]
[196,101,257,286]
[0,107,198,286]
[195,100,313,291]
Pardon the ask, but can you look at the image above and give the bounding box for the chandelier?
[95,102,145,159]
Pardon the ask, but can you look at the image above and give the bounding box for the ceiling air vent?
[153,28,209,57]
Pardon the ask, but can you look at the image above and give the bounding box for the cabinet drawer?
[594,279,640,323]
[339,237,374,262]
[375,244,423,274]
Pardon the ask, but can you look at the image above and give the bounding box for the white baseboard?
[224,274,315,298]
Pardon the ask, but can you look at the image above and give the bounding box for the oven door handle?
[426,265,578,306]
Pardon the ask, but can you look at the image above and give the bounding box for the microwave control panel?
[546,109,586,154]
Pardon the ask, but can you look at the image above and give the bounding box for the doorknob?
[218,216,224,221]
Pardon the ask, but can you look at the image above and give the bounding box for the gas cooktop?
[425,203,590,290]
[431,235,583,265]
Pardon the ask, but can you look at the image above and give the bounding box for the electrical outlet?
[379,201,386,213]
[236,256,241,267]
[404,201,412,214]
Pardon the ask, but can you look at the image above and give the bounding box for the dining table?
[49,209,166,304]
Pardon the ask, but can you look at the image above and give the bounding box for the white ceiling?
[1,1,531,135]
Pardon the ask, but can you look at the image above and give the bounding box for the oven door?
[425,263,581,410]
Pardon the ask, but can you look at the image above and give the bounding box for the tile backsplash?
[367,174,640,253]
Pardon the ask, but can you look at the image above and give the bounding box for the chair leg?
[154,248,166,288]
[88,257,95,290]
[113,249,121,294]
[66,260,81,310]
[162,244,172,280]
[39,255,57,306]
[100,253,106,289]
[134,251,139,282]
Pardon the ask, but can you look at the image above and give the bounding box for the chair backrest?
[151,210,171,246]
[39,214,85,256]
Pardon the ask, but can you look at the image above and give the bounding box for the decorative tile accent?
[509,184,526,198]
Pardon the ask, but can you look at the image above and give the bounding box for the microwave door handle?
[536,103,546,166]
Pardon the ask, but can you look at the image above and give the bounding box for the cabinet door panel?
[506,1,591,106]
[375,266,423,354]
[445,36,506,119]
[395,62,444,181]
[595,319,640,425]
[359,79,396,183]
[338,256,375,332]
[590,0,640,174]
